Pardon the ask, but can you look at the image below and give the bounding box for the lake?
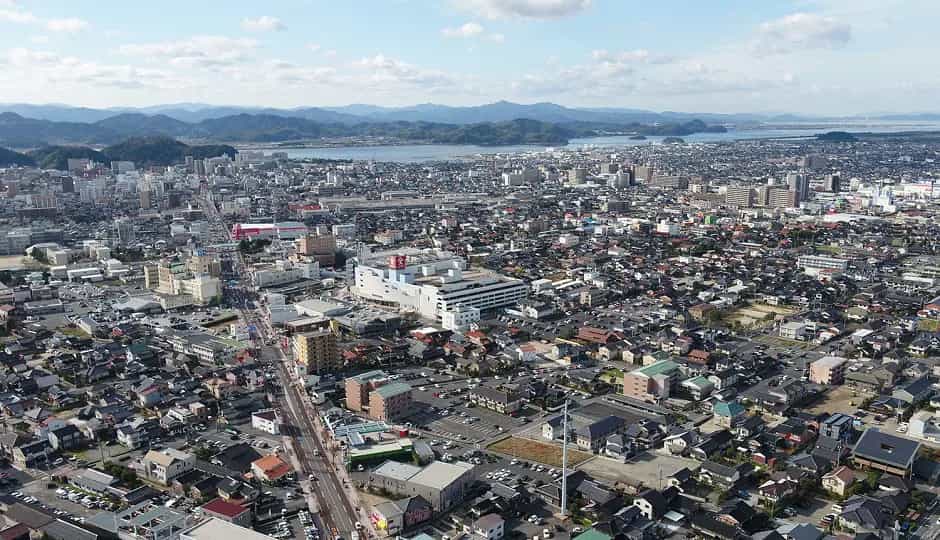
[260,122,940,163]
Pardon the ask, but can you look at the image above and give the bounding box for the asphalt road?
[202,193,360,540]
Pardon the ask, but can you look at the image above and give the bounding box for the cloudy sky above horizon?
[0,0,935,115]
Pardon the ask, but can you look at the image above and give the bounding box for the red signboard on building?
[389,255,407,269]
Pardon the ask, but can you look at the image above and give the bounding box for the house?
[837,496,891,534]
[822,466,856,497]
[819,413,857,443]
[141,449,195,485]
[690,511,744,540]
[575,416,625,453]
[713,401,747,428]
[665,430,700,456]
[892,376,934,406]
[692,430,733,461]
[251,454,293,483]
[852,428,920,478]
[698,461,751,489]
[12,439,53,469]
[201,498,252,527]
[116,417,159,448]
[757,478,798,504]
[47,425,82,451]
[250,409,279,435]
[371,496,432,537]
[466,513,504,540]
[632,488,668,520]
[541,416,565,441]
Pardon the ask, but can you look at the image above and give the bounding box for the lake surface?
[262,122,940,163]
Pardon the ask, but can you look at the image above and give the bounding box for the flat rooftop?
[181,517,275,540]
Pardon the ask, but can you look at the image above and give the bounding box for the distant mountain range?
[2,100,937,150]
[0,105,727,149]
[0,136,239,169]
[4,100,940,126]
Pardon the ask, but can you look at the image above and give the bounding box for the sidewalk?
[283,437,318,514]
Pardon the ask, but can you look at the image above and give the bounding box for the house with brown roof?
[822,465,856,497]
[250,454,293,483]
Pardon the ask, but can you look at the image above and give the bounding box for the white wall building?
[354,248,528,322]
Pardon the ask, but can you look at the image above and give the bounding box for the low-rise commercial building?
[368,460,474,511]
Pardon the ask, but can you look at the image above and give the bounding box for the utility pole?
[560,399,569,518]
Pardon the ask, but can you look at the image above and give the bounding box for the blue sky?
[0,0,935,114]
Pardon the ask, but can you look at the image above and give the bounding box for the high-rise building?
[725,186,754,207]
[633,165,653,183]
[60,177,74,193]
[802,155,828,171]
[607,169,634,188]
[296,234,336,266]
[567,168,587,184]
[649,175,689,189]
[787,173,810,203]
[140,189,152,210]
[754,185,770,206]
[768,188,799,208]
[111,161,136,174]
[293,330,339,375]
[114,218,136,246]
[600,163,619,175]
[67,158,90,173]
[823,174,841,193]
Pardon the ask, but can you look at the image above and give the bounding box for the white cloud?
[308,43,321,53]
[45,17,88,32]
[356,54,457,89]
[752,12,851,56]
[241,15,285,32]
[591,49,675,65]
[0,7,37,24]
[441,21,505,43]
[5,47,183,90]
[454,0,591,20]
[442,21,484,38]
[0,9,87,32]
[119,36,258,68]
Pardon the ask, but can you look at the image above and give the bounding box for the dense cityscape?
[2,1,940,540]
[0,130,939,540]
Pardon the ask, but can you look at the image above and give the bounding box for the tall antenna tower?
[560,399,569,517]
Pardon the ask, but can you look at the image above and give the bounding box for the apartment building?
[809,356,848,385]
[292,330,339,375]
[370,382,414,422]
[623,360,680,402]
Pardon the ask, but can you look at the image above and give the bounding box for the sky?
[0,0,936,115]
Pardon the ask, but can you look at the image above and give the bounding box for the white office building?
[354,248,528,322]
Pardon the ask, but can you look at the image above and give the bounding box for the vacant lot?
[724,302,798,330]
[488,437,592,467]
[806,384,869,415]
[579,450,698,490]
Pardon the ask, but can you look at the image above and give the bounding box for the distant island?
[817,131,858,142]
[629,135,647,140]
[662,137,685,144]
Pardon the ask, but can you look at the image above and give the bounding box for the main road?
[197,191,363,539]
